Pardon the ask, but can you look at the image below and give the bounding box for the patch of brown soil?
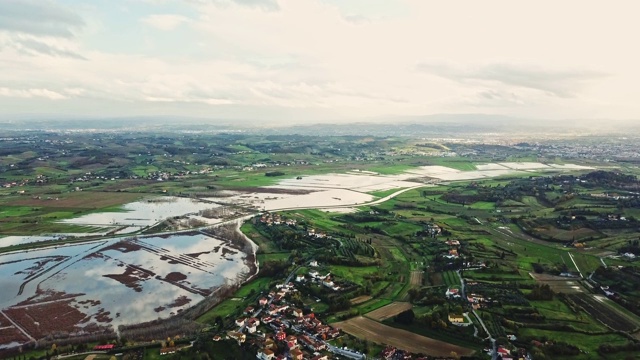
[333,316,474,357]
[365,302,413,321]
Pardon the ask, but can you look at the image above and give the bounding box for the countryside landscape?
[1,129,640,360]
[3,0,640,358]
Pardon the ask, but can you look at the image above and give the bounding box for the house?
[327,328,340,339]
[212,335,222,342]
[245,306,255,314]
[290,349,303,360]
[276,331,286,341]
[247,323,257,334]
[264,338,276,349]
[286,335,297,344]
[448,314,465,323]
[311,355,328,360]
[93,345,115,351]
[228,331,246,345]
[293,308,304,318]
[381,346,396,359]
[235,318,246,327]
[259,297,268,306]
[497,347,511,356]
[445,288,460,298]
[296,274,305,282]
[309,260,318,267]
[257,349,274,360]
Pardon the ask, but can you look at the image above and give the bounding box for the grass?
[368,188,407,198]
[233,277,272,298]
[570,252,603,275]
[356,298,393,314]
[329,265,380,285]
[527,300,607,332]
[469,201,495,210]
[240,222,279,253]
[197,297,245,324]
[257,253,290,262]
[442,270,460,287]
[517,328,628,356]
[197,277,272,324]
[288,209,346,231]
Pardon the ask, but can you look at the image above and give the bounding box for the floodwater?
[210,188,374,211]
[0,232,252,334]
[59,197,218,228]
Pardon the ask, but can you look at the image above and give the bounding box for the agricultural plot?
[350,295,372,305]
[409,270,423,286]
[568,294,639,332]
[442,271,460,287]
[365,302,412,321]
[333,316,474,357]
[530,273,584,294]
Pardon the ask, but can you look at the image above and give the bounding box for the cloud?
[188,0,280,11]
[0,87,67,100]
[12,38,86,60]
[141,14,191,31]
[0,0,84,38]
[418,62,608,98]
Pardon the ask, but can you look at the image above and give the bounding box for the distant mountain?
[0,113,636,136]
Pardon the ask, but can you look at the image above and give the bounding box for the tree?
[394,309,415,325]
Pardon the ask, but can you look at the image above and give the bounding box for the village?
[215,259,363,360]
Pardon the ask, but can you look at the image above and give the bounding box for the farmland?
[364,302,413,321]
[334,316,475,357]
[2,131,640,359]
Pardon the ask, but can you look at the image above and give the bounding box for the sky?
[0,0,639,124]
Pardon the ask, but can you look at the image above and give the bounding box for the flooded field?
[58,197,219,232]
[0,232,254,347]
[209,162,593,212]
[209,188,374,211]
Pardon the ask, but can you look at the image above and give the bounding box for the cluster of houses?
[443,239,460,259]
[423,223,442,238]
[260,213,297,227]
[3,174,48,189]
[489,345,529,360]
[380,345,428,360]
[445,286,488,310]
[219,275,344,360]
[297,268,341,292]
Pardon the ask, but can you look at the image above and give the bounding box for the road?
[456,270,496,360]
[567,252,584,278]
[326,343,366,360]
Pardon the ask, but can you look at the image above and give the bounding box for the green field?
[329,265,380,285]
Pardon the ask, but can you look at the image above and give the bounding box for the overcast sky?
[0,0,638,123]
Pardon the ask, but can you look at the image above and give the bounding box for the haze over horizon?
[1,0,639,125]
